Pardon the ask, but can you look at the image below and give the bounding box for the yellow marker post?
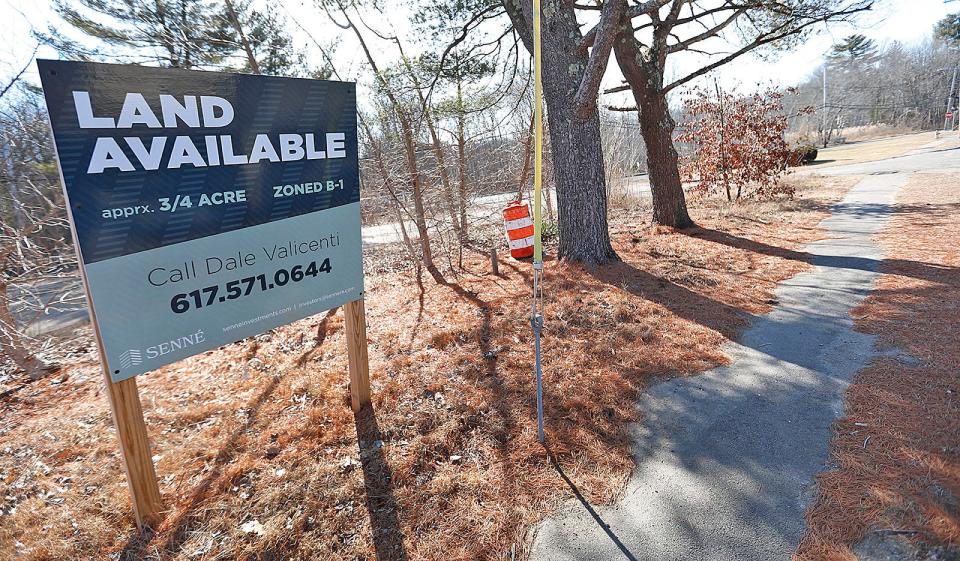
[533,0,543,264]
[531,0,545,444]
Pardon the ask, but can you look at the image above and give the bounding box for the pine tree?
[935,13,960,47]
[829,34,879,63]
[222,1,311,76]
[45,0,237,69]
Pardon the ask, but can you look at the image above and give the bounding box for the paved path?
[530,145,958,561]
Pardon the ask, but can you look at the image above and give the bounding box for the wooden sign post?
[80,257,164,529]
[345,298,372,412]
[103,375,164,529]
[98,298,371,529]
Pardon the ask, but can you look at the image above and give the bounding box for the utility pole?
[947,0,959,136]
[822,62,828,147]
[945,65,957,132]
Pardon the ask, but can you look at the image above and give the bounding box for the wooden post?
[73,221,162,529]
[71,211,163,531]
[103,372,164,530]
[490,246,500,276]
[344,297,371,412]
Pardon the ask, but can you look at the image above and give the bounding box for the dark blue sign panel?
[39,60,364,382]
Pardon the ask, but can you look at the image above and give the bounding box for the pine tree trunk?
[344,11,437,276]
[224,0,261,74]
[614,35,693,229]
[406,59,461,240]
[503,0,617,265]
[394,115,436,274]
[544,92,617,263]
[638,94,694,228]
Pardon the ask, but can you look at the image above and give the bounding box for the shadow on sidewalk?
[547,447,639,561]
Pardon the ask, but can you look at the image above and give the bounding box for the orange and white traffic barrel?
[503,200,535,259]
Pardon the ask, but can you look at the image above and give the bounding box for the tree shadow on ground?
[589,259,750,340]
[116,314,346,560]
[535,199,960,558]
[355,403,408,561]
[429,268,519,456]
[690,222,956,284]
[117,373,283,560]
[538,364,835,558]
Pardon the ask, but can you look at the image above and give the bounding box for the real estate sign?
[39,60,363,382]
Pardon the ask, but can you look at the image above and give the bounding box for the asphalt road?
[5,277,88,336]
[529,142,959,560]
[361,176,650,246]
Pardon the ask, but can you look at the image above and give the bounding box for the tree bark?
[503,0,617,264]
[640,95,693,228]
[224,0,261,74]
[455,91,469,242]
[398,119,437,273]
[343,9,437,274]
[614,32,694,229]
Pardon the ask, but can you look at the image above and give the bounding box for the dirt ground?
[796,172,960,560]
[1,175,857,561]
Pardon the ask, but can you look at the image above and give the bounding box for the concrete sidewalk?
[529,172,911,560]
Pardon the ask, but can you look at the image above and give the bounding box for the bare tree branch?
[572,0,627,118]
[663,3,871,93]
[666,8,746,53]
[0,44,39,101]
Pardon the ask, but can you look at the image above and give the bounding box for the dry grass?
[796,172,960,560]
[786,124,921,146]
[811,131,941,169]
[832,124,920,144]
[0,176,857,561]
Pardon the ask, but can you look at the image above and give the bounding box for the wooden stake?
[490,246,500,276]
[73,228,162,529]
[77,228,163,530]
[102,372,164,530]
[344,297,371,412]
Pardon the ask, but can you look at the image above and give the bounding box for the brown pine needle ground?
[796,172,960,560]
[1,175,857,561]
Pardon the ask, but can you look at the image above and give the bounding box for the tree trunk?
[343,11,438,275]
[399,119,437,273]
[455,80,470,242]
[545,100,616,263]
[402,56,462,240]
[503,0,617,265]
[614,34,693,229]
[224,0,261,74]
[638,96,693,228]
[0,285,54,380]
